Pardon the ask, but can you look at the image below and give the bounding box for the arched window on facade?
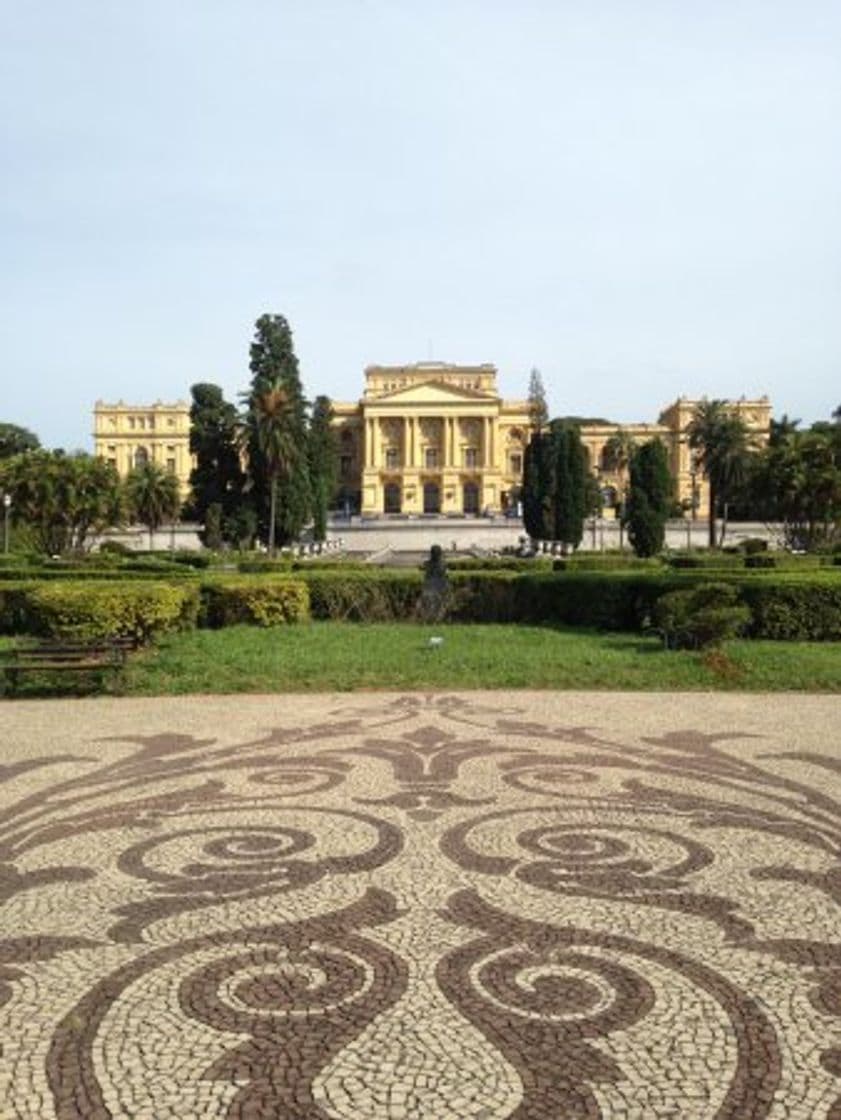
[384,482,401,514]
[133,447,149,469]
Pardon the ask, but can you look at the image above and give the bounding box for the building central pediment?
[371,379,497,405]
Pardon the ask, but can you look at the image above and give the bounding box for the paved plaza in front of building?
[2,690,841,1119]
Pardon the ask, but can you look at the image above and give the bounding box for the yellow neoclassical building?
[92,372,772,519]
[333,362,772,517]
[333,363,531,516]
[93,401,194,497]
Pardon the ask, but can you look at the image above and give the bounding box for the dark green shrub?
[653,583,751,649]
[0,583,31,633]
[169,552,212,569]
[201,578,309,627]
[739,578,841,640]
[744,555,776,569]
[740,538,768,554]
[99,540,132,556]
[23,581,199,642]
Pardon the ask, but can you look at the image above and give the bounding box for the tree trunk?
[708,482,717,549]
[268,474,278,556]
[719,502,729,547]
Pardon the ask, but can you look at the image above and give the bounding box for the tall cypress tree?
[523,429,554,539]
[308,395,337,542]
[625,439,672,557]
[243,314,311,545]
[551,422,586,550]
[186,383,246,532]
[523,422,587,547]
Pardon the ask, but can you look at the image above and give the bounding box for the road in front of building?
[2,690,840,1119]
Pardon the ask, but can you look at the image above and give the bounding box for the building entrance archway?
[423,482,441,514]
[463,481,479,514]
[384,482,402,514]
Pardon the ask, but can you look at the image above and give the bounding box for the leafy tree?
[187,383,246,536]
[687,400,754,547]
[0,450,122,554]
[527,368,549,434]
[244,383,299,555]
[0,423,40,460]
[125,462,181,550]
[769,413,800,447]
[750,429,841,548]
[601,430,636,549]
[225,506,258,551]
[308,395,337,542]
[625,439,672,557]
[243,314,310,545]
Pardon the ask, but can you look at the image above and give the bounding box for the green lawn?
[62,624,841,694]
[3,624,840,696]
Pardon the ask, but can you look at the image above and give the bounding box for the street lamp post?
[2,493,11,554]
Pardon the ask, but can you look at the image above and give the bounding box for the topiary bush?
[22,581,200,643]
[653,582,751,649]
[201,578,310,627]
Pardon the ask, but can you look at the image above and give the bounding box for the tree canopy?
[242,315,311,546]
[0,450,122,554]
[0,423,40,460]
[527,368,548,434]
[186,382,247,542]
[308,395,337,542]
[687,400,753,546]
[125,462,181,549]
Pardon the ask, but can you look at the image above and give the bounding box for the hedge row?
[0,581,200,642]
[2,570,840,641]
[202,579,310,627]
[0,567,198,582]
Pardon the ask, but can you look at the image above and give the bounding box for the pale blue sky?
[2,0,840,450]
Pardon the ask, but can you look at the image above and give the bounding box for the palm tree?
[687,400,753,547]
[243,382,298,555]
[601,430,636,549]
[125,462,181,550]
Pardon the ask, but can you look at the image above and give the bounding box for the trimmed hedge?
[445,557,553,572]
[201,579,310,627]
[21,581,200,642]
[303,571,424,621]
[554,555,663,571]
[739,579,841,641]
[3,567,840,641]
[0,567,196,582]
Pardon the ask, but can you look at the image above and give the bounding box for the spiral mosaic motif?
[2,691,841,1117]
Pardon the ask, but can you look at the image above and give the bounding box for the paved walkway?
[2,691,841,1119]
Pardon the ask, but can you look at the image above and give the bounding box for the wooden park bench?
[0,637,135,696]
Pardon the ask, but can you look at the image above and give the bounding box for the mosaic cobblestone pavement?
[2,691,841,1119]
